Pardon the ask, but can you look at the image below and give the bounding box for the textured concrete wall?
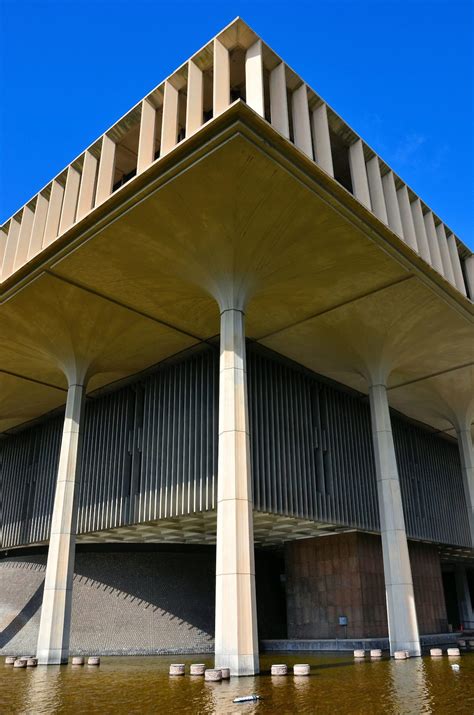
[285,533,448,639]
[0,550,215,656]
[0,547,286,656]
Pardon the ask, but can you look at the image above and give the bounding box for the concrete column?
[456,427,474,545]
[186,60,203,137]
[312,104,333,177]
[269,62,289,139]
[95,135,116,206]
[396,186,418,251]
[464,255,474,301]
[455,565,474,628]
[245,40,264,117]
[161,81,179,156]
[366,156,388,223]
[368,382,421,656]
[410,199,431,264]
[291,84,313,159]
[76,151,98,220]
[59,166,81,234]
[137,99,157,174]
[28,193,49,259]
[0,228,7,275]
[214,308,259,676]
[1,216,21,279]
[423,211,444,275]
[14,205,35,271]
[36,382,85,664]
[436,223,456,286]
[213,38,230,117]
[349,140,371,209]
[447,234,467,296]
[382,171,403,238]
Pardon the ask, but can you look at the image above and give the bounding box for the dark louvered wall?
[1,345,471,548]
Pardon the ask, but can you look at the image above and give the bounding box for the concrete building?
[1,18,473,675]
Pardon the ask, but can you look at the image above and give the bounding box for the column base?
[214,653,260,676]
[37,649,69,665]
[390,642,421,657]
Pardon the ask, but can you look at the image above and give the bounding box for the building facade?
[1,18,473,675]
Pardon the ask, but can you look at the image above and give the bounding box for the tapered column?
[312,104,333,176]
[161,81,179,156]
[456,426,474,545]
[291,84,313,159]
[463,255,474,300]
[59,166,81,234]
[269,62,289,139]
[349,140,371,209]
[76,151,98,220]
[368,383,421,656]
[411,199,431,263]
[436,223,456,285]
[37,383,85,664]
[455,565,474,628]
[214,308,259,676]
[28,193,49,259]
[213,38,230,117]
[396,186,418,251]
[43,180,65,246]
[95,135,116,205]
[423,211,444,274]
[186,60,203,137]
[14,205,35,271]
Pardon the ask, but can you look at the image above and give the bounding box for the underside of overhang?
[1,103,472,437]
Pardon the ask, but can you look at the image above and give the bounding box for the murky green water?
[2,652,474,714]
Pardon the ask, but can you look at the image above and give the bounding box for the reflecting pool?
[2,652,474,714]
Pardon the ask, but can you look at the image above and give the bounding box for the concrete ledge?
[261,634,461,652]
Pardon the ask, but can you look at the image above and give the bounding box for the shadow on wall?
[0,582,44,649]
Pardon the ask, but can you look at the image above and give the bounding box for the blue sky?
[1,0,473,248]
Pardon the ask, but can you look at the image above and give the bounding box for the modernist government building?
[1,19,473,675]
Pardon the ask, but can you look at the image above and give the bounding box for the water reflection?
[389,657,432,714]
[22,665,62,715]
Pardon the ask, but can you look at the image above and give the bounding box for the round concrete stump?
[204,668,222,681]
[271,664,288,675]
[394,651,407,660]
[468,640,474,648]
[26,658,37,667]
[447,648,460,657]
[353,650,365,659]
[190,663,205,676]
[5,657,16,665]
[370,650,382,659]
[216,667,230,679]
[457,640,466,648]
[13,659,26,668]
[72,656,85,666]
[87,657,100,666]
[293,664,310,676]
[430,648,443,657]
[169,664,185,676]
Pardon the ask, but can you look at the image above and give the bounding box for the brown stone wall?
[409,541,448,634]
[285,533,447,639]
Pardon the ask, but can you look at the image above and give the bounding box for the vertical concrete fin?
[43,181,65,247]
[245,39,265,117]
[36,383,86,665]
[410,199,431,264]
[95,135,116,206]
[311,104,334,177]
[213,38,230,117]
[13,205,35,272]
[269,62,289,139]
[464,255,474,301]
[366,156,388,223]
[76,151,98,219]
[349,140,371,210]
[137,99,157,174]
[456,427,474,546]
[28,193,49,259]
[447,234,467,296]
[2,218,21,280]
[0,227,7,279]
[215,308,259,676]
[368,382,421,656]
[291,84,313,159]
[436,223,456,286]
[59,166,81,234]
[161,81,179,156]
[423,211,444,275]
[382,171,403,238]
[396,186,418,251]
[186,60,203,137]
